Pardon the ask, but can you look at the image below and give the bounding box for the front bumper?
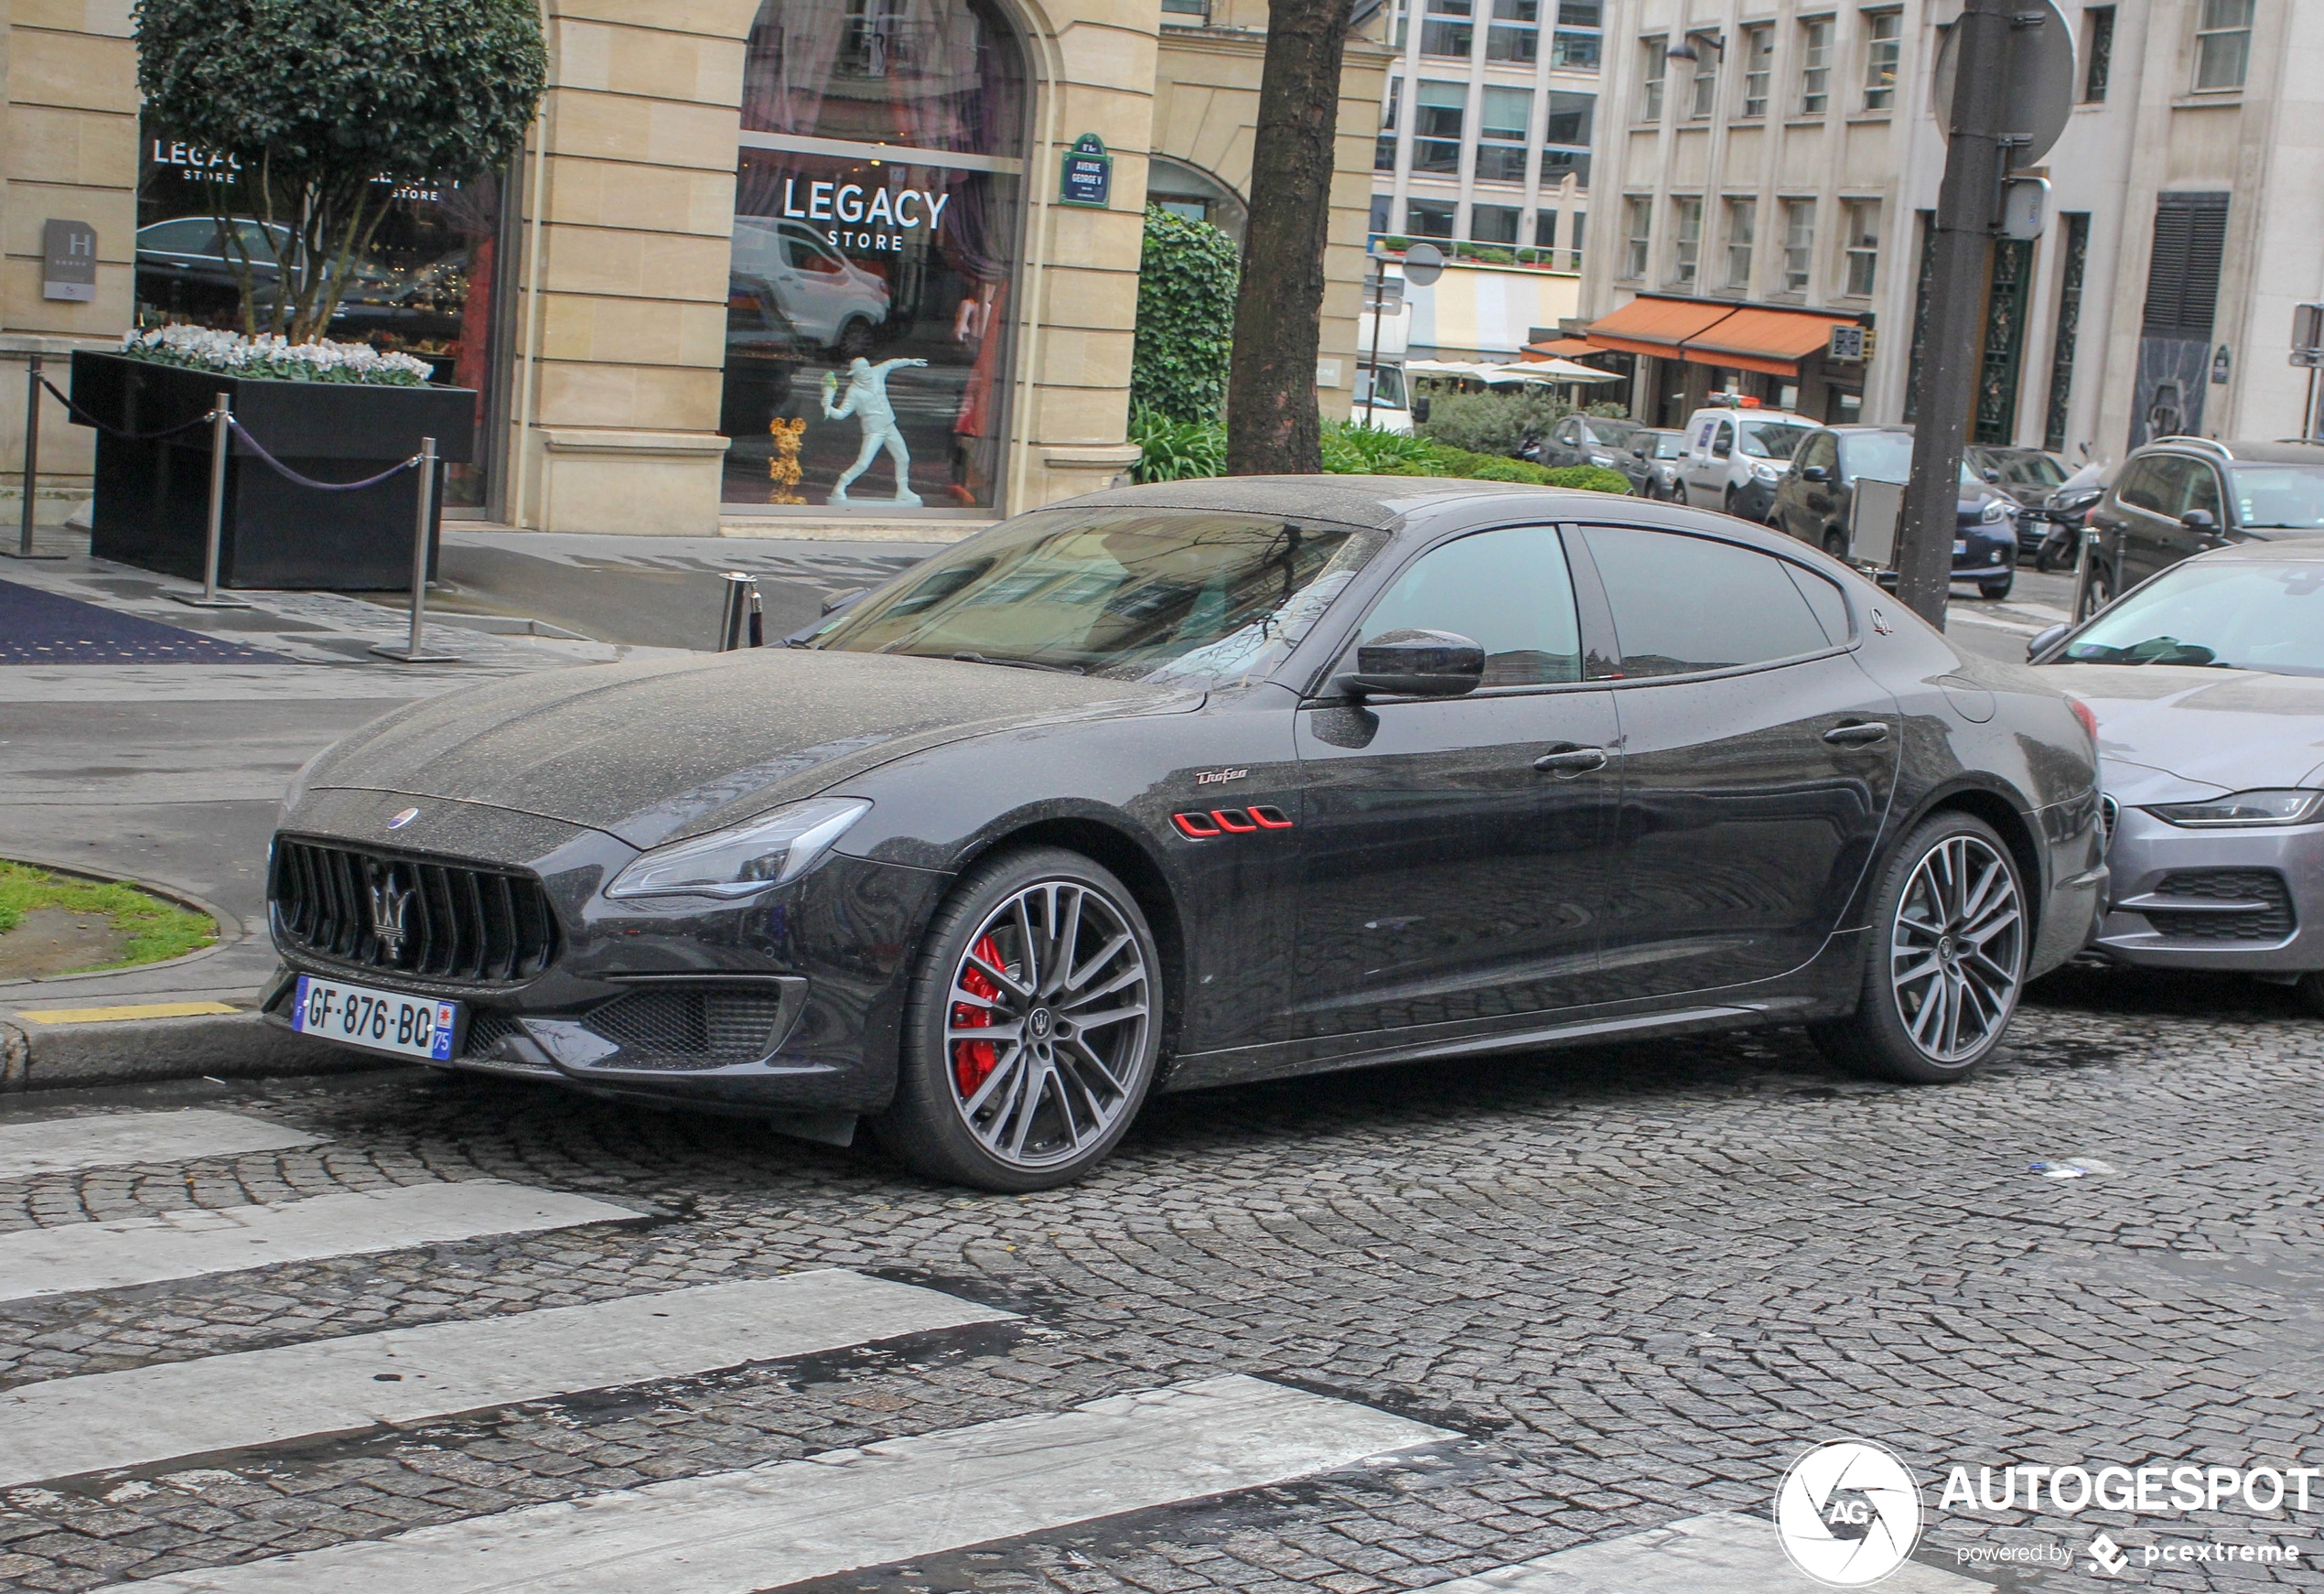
[261,789,952,1114]
[1952,525,2016,579]
[2089,804,2324,971]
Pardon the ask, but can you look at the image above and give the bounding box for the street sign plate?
[1401,241,1446,287]
[2001,176,2050,241]
[1058,133,1112,209]
[1932,0,2075,167]
[1828,325,1867,362]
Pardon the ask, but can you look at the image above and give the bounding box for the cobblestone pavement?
[2,963,2321,1591]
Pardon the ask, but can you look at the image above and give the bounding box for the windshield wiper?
[948,652,1086,675]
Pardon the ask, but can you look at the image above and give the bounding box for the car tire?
[2076,560,2115,620]
[1723,487,1740,517]
[1807,812,2028,1085]
[1978,574,2014,601]
[873,845,1165,1191]
[1673,482,1692,508]
[834,318,875,360]
[1823,529,1849,560]
[2294,972,2324,1017]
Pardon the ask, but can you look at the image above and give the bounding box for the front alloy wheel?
[1810,813,2027,1082]
[877,847,1162,1190]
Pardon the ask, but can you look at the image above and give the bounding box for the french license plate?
[291,974,458,1061]
[1953,539,1968,555]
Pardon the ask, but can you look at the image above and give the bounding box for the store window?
[135,127,510,511]
[724,0,1027,510]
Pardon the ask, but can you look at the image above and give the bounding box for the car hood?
[301,648,1198,849]
[2039,662,2324,793]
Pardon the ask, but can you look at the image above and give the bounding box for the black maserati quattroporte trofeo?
[265,478,2108,1189]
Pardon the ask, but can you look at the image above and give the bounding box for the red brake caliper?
[952,932,1004,1096]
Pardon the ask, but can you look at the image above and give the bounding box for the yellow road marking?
[12,1001,240,1024]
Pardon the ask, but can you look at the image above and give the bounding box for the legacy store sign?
[779,178,952,253]
[42,220,97,302]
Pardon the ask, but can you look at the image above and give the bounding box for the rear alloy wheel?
[1823,529,1849,560]
[1673,482,1692,508]
[876,847,1162,1190]
[2076,561,2115,620]
[1809,813,2027,1083]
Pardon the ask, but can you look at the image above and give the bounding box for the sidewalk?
[0,523,942,1088]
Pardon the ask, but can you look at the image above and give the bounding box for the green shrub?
[1382,235,1412,252]
[1540,464,1634,494]
[1319,420,1440,474]
[1129,409,1226,482]
[1414,387,1574,457]
[1472,247,1515,265]
[1130,207,1241,423]
[1129,415,1633,493]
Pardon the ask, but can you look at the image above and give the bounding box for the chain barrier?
[38,377,215,441]
[226,420,421,493]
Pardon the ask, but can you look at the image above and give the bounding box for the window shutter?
[2141,191,2229,339]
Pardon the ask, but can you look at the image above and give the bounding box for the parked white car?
[728,218,890,355]
[1675,406,1818,521]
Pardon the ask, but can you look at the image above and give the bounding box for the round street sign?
[1401,241,1446,287]
[1931,0,2075,167]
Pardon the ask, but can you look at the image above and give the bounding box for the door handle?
[1533,745,1609,775]
[1823,721,1890,747]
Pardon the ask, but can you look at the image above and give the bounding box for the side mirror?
[821,586,871,617]
[1712,442,1731,458]
[2180,508,2218,534]
[1801,465,1830,483]
[1983,467,2004,484]
[2027,622,2069,661]
[1335,629,1485,699]
[1411,396,1433,424]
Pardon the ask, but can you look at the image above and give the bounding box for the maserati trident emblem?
[386,807,420,831]
[367,864,414,961]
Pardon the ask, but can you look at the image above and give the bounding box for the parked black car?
[1770,425,2023,599]
[1538,414,1645,472]
[1618,427,1687,500]
[265,478,2104,1190]
[2080,437,2324,615]
[1964,446,2070,557]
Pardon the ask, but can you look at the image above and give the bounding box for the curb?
[0,1009,393,1093]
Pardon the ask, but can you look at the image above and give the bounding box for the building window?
[1371,193,1394,235]
[1552,0,1603,69]
[1862,11,1901,110]
[1159,0,1208,16]
[2193,0,2252,91]
[1536,208,1559,248]
[1567,210,1585,270]
[1422,0,1475,59]
[1842,199,1879,295]
[727,0,1025,511]
[1624,195,1652,278]
[1477,85,1533,182]
[1741,24,1773,116]
[1471,202,1522,243]
[2082,5,2114,101]
[1724,197,1756,290]
[1640,37,1667,121]
[1376,78,1400,171]
[2044,212,2091,451]
[1672,195,1703,285]
[1799,16,1832,113]
[1541,91,1594,186]
[1781,197,1815,291]
[1407,198,1457,238]
[1688,43,1719,118]
[1489,0,1539,63]
[1413,79,1467,174]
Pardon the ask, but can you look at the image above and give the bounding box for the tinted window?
[1784,563,1851,643]
[1738,420,1813,459]
[1582,527,1833,675]
[1654,432,1686,459]
[2117,456,2176,512]
[1713,421,1734,456]
[138,219,219,254]
[2231,463,2324,529]
[2180,464,2223,521]
[1802,433,1840,473]
[1360,527,1582,686]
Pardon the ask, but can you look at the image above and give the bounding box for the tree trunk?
[1225,0,1353,476]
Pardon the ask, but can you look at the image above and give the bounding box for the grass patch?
[0,860,219,971]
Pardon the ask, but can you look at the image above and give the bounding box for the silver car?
[2028,542,2324,1009]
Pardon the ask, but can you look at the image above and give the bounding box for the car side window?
[1784,564,1852,644]
[1580,526,1834,677]
[1712,421,1734,458]
[1555,418,1580,445]
[1358,527,1583,687]
[2117,457,2177,513]
[1803,434,1839,474]
[2180,464,2224,522]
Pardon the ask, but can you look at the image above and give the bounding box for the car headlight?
[1981,499,2009,523]
[605,797,870,899]
[1750,460,1783,482]
[2144,790,2324,828]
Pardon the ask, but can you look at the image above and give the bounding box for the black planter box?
[70,350,478,591]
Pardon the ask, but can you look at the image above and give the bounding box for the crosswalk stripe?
[0,1269,1017,1489]
[94,1373,1452,1594]
[0,1180,641,1303]
[0,1109,319,1179]
[1413,1513,1985,1593]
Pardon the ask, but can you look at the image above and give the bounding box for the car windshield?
[2059,559,2324,675]
[1652,432,1685,458]
[805,509,1384,687]
[1585,418,1642,447]
[1361,363,1407,407]
[1998,451,2067,489]
[2229,463,2324,529]
[1738,422,1813,460]
[1839,432,1981,488]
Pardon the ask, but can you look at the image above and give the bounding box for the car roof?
[2188,538,2324,565]
[1064,474,1567,531]
[2137,439,2324,466]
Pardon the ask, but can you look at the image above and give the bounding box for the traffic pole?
[1893,0,2016,630]
[5,353,66,560]
[370,436,458,662]
[1363,257,1385,427]
[170,392,253,607]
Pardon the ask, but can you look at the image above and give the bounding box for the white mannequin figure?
[823,356,928,505]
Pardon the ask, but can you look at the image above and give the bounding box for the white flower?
[120,324,431,386]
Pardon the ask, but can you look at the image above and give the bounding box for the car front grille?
[581,984,790,1071]
[271,839,559,985]
[2140,868,2297,942]
[459,1010,526,1061]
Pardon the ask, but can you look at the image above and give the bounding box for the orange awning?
[1680,306,1859,377]
[1583,296,1860,378]
[1520,338,1599,359]
[1582,296,1738,361]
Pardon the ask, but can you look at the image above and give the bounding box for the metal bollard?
[5,352,66,561]
[2069,524,2099,623]
[716,571,764,651]
[371,437,458,662]
[169,392,253,608]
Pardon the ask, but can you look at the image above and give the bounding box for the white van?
[1675,407,1818,521]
